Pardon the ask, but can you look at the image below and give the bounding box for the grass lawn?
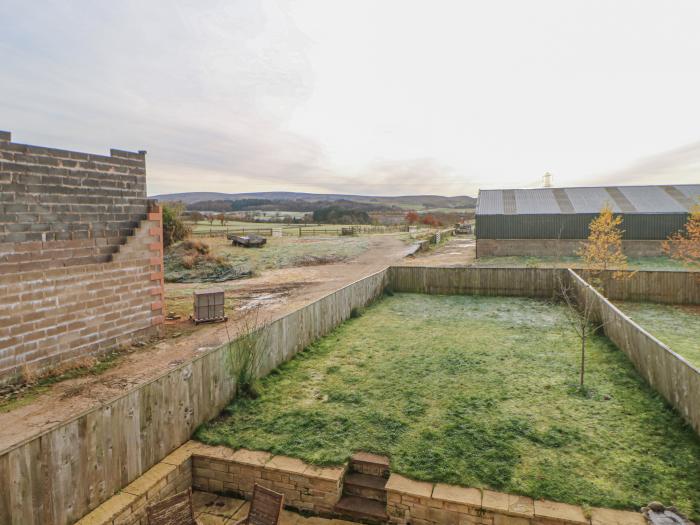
[196,294,700,518]
[165,236,370,283]
[474,255,692,271]
[617,302,700,369]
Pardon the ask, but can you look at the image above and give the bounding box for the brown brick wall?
[0,132,163,383]
[0,131,148,246]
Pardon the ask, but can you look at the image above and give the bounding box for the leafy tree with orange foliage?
[421,214,441,227]
[405,211,420,224]
[578,204,627,273]
[663,204,700,269]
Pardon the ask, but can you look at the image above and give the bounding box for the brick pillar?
[148,203,165,331]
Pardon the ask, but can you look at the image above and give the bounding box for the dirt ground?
[403,234,476,266]
[0,234,414,452]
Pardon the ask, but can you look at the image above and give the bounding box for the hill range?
[150,191,476,210]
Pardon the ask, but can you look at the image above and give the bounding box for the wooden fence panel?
[0,270,388,525]
[580,269,700,304]
[389,266,699,304]
[389,266,565,298]
[568,269,700,434]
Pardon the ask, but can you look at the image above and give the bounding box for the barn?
[475,184,700,257]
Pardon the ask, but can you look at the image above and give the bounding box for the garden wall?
[568,269,700,435]
[76,441,646,525]
[0,131,164,383]
[0,269,389,525]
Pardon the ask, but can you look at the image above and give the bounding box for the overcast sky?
[1,1,699,197]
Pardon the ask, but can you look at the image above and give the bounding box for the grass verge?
[196,293,700,518]
[0,351,123,413]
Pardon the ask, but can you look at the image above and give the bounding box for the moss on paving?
[196,294,700,518]
[618,302,700,369]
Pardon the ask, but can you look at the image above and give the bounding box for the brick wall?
[0,130,147,248]
[0,131,163,383]
[74,442,648,525]
[191,446,345,516]
[385,474,646,525]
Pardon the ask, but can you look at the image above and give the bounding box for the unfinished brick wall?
[0,131,164,383]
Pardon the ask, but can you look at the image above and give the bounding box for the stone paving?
[192,490,359,525]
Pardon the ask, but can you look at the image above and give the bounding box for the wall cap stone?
[385,473,433,498]
[590,507,648,525]
[123,462,176,497]
[266,454,311,475]
[483,490,534,518]
[432,483,482,507]
[534,498,589,524]
[229,448,273,467]
[73,492,137,525]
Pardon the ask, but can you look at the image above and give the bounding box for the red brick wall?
[0,132,164,383]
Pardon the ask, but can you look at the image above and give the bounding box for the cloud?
[592,141,700,186]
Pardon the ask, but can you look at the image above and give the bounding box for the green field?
[617,302,700,368]
[196,294,700,517]
[474,255,691,271]
[164,236,371,283]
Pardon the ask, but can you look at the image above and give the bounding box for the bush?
[182,239,210,255]
[162,201,191,247]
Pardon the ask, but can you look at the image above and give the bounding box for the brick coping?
[75,441,650,525]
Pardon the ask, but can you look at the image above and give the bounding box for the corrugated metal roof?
[476,184,700,215]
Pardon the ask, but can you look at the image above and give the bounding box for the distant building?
[475,184,700,257]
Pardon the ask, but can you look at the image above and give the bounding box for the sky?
[1,0,699,197]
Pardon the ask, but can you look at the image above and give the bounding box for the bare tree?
[558,273,605,387]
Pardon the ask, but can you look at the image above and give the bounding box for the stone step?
[350,452,390,478]
[334,495,388,524]
[343,472,387,502]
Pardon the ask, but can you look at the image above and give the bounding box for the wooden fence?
[389,266,566,298]
[568,269,700,435]
[191,228,274,237]
[389,266,700,305]
[578,269,700,304]
[0,270,389,525]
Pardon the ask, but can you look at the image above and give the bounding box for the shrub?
[162,201,191,247]
[227,309,267,398]
[182,239,210,255]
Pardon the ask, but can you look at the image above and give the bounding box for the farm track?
[0,235,414,452]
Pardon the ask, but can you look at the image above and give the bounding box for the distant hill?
[150,191,476,210]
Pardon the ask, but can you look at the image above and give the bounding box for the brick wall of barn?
[0,131,164,383]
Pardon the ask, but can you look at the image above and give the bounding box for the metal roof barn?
[476,184,700,240]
